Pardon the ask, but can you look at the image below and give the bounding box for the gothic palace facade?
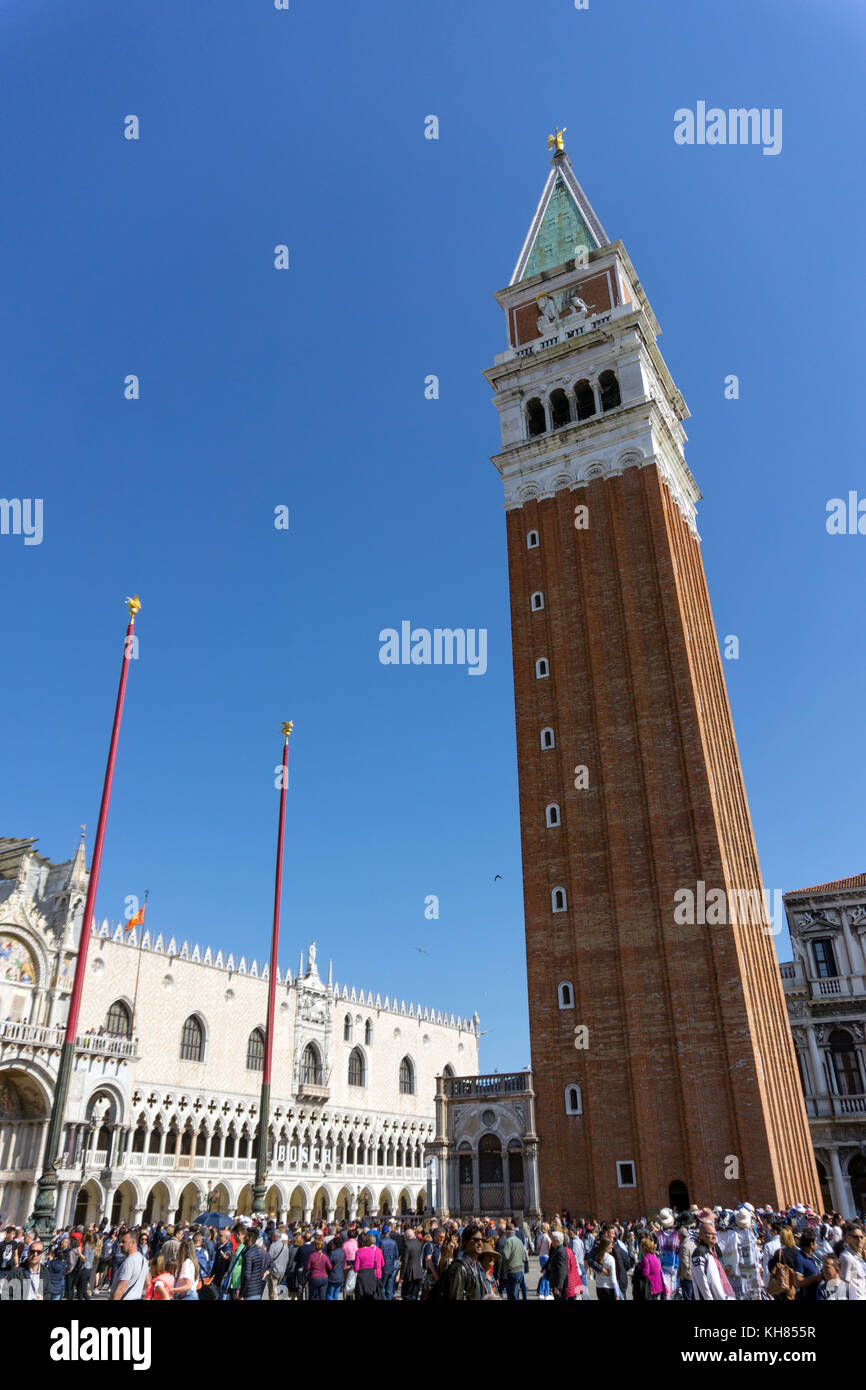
[0,836,479,1228]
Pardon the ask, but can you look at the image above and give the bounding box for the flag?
[125,902,147,933]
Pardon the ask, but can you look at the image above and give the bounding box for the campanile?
[486,136,819,1216]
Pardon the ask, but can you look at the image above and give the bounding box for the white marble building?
[781,872,866,1216]
[0,836,479,1228]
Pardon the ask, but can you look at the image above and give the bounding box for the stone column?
[806,1027,826,1098]
[523,1140,541,1219]
[502,1149,511,1215]
[827,1148,856,1219]
[472,1149,480,1216]
[132,1205,145,1227]
[840,909,864,976]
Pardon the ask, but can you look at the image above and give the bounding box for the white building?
[0,836,479,1228]
[781,872,866,1216]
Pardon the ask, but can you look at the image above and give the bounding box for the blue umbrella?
[193,1211,234,1229]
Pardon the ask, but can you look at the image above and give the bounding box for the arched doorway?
[111,1180,138,1227]
[74,1180,101,1227]
[143,1181,170,1225]
[357,1188,373,1219]
[312,1187,328,1222]
[668,1180,689,1213]
[235,1184,253,1216]
[288,1185,307,1222]
[265,1185,283,1220]
[416,1189,425,1216]
[508,1142,525,1211]
[177,1181,202,1224]
[849,1153,866,1213]
[479,1134,504,1213]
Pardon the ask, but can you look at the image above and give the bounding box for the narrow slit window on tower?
[531,591,544,611]
[552,887,567,912]
[526,530,539,549]
[535,658,549,679]
[545,803,561,827]
[540,727,555,750]
[600,370,621,412]
[550,388,571,429]
[557,981,574,1010]
[565,1084,582,1115]
[526,398,547,437]
[574,379,596,421]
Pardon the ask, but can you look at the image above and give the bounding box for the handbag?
[767,1258,797,1300]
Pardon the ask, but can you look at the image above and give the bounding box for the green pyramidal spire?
[511,138,608,285]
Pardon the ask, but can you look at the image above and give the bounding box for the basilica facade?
[0,836,479,1229]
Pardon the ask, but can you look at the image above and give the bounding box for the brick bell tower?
[486,134,819,1218]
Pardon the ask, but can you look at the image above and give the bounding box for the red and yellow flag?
[125,902,147,933]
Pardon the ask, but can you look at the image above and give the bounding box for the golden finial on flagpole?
[281,721,294,740]
[547,127,566,154]
[125,595,142,619]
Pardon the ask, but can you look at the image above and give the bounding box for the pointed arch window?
[246,1028,265,1071]
[531,591,544,611]
[348,1047,366,1087]
[399,1056,415,1096]
[557,981,574,1010]
[546,803,561,828]
[302,1042,323,1086]
[180,1015,204,1062]
[540,727,555,750]
[343,1014,353,1042]
[365,1019,373,1045]
[552,887,567,913]
[105,999,131,1037]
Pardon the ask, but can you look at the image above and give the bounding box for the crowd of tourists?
[1,1201,863,1301]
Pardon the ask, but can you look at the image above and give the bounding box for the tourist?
[692,1220,735,1301]
[587,1235,621,1301]
[110,1229,148,1301]
[677,1223,696,1300]
[839,1223,866,1299]
[380,1225,399,1300]
[634,1236,665,1301]
[144,1253,175,1301]
[306,1234,332,1300]
[399,1227,424,1300]
[478,1238,502,1298]
[239,1228,265,1301]
[354,1231,384,1299]
[7,1237,49,1300]
[818,1254,854,1300]
[326,1234,345,1300]
[266,1229,289,1300]
[547,1229,571,1300]
[767,1227,799,1300]
[77,1230,95,1300]
[174,1236,200,1301]
[500,1221,527,1300]
[443,1224,486,1301]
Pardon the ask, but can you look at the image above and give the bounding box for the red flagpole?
[252,720,292,1215]
[31,595,141,1235]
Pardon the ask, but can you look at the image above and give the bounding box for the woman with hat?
[656,1209,679,1300]
[478,1238,502,1299]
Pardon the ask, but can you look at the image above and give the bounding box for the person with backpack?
[441,1224,486,1301]
[266,1231,289,1300]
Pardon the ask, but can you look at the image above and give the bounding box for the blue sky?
[2,0,864,1074]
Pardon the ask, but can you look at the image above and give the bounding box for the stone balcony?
[779,961,866,1001]
[440,1071,531,1099]
[0,1020,139,1061]
[804,1092,866,1119]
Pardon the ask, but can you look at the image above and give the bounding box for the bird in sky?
[479,1029,494,1036]
[416,947,429,954]
[493,874,502,881]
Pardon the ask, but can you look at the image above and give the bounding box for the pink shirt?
[354,1245,384,1277]
[639,1251,664,1296]
[342,1238,358,1269]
